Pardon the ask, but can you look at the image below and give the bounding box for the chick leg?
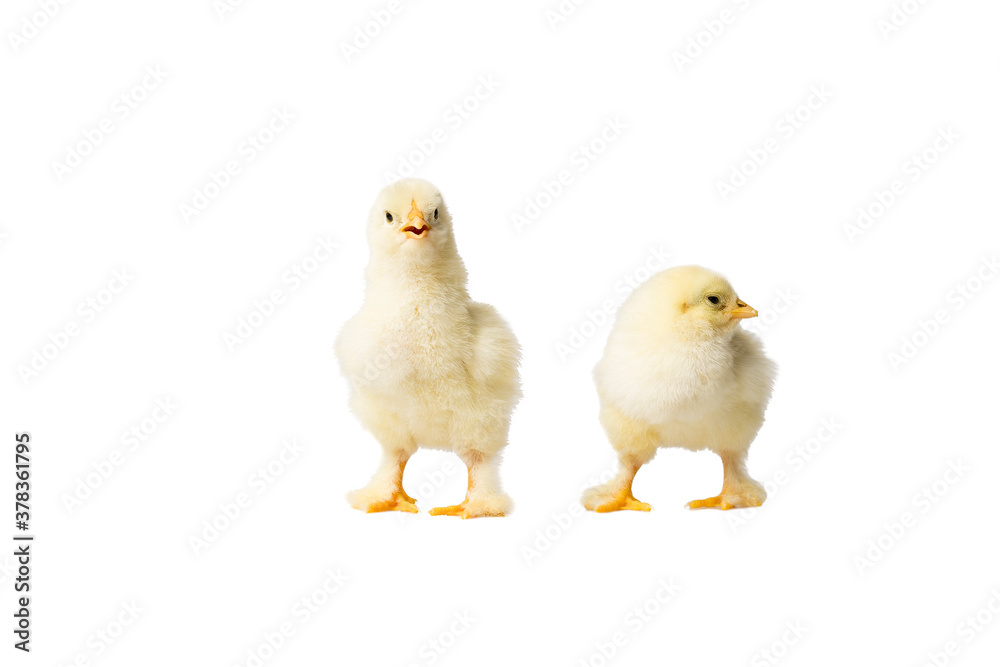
[582,405,657,512]
[346,395,419,513]
[430,450,511,519]
[347,451,418,513]
[687,451,766,510]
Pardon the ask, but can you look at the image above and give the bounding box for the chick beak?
[402,199,430,239]
[729,300,758,319]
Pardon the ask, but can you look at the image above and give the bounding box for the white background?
[2,0,999,665]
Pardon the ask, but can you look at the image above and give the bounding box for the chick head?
[368,178,453,261]
[661,265,758,339]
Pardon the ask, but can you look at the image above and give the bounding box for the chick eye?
[707,295,721,305]
[385,212,393,223]
[434,208,439,220]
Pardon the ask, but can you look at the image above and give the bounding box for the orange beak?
[402,199,429,238]
[729,299,758,319]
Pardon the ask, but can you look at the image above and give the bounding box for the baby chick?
[336,178,520,518]
[582,265,776,512]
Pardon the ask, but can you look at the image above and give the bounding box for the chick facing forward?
[336,179,520,519]
[582,265,776,512]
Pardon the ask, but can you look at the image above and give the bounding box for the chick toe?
[429,503,466,517]
[686,495,734,511]
[365,491,419,513]
[430,502,506,518]
[686,488,764,511]
[430,496,508,519]
[596,496,652,513]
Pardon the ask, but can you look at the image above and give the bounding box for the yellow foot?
[687,495,762,510]
[365,491,418,513]
[429,502,505,519]
[594,490,652,513]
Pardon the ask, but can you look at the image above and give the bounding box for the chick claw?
[594,491,652,513]
[365,490,418,513]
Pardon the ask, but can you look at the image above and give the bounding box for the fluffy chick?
[582,265,776,512]
[336,178,520,518]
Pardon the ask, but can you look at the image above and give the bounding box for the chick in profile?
[336,178,520,518]
[582,265,776,512]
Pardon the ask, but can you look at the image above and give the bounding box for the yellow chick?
[582,265,776,512]
[336,179,520,518]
